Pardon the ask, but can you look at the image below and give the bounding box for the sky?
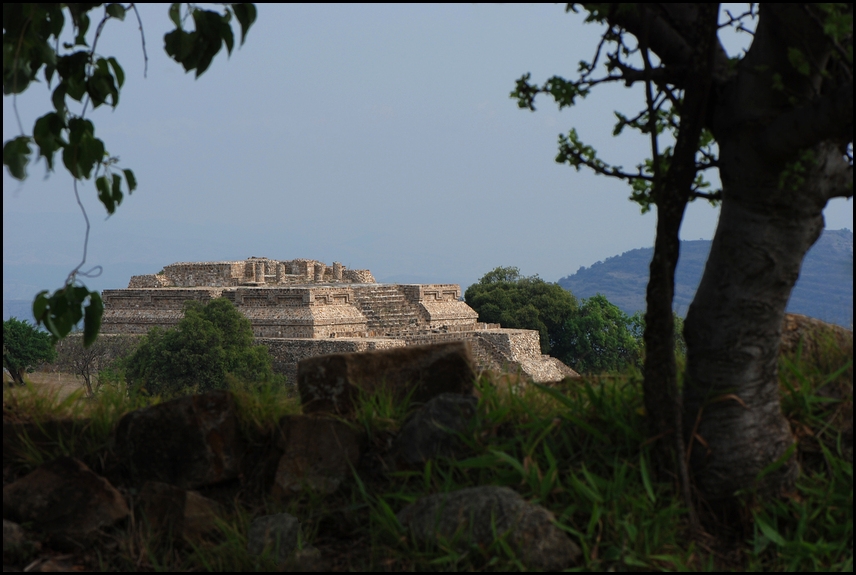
[3,4,853,302]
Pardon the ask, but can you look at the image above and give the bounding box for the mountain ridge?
[558,228,853,328]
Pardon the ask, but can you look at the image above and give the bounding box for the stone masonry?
[101,258,578,383]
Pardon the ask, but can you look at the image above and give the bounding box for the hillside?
[558,228,853,328]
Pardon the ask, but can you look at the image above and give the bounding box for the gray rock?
[274,415,364,494]
[392,393,477,467]
[113,391,244,489]
[247,513,302,565]
[298,341,476,416]
[2,457,129,549]
[137,481,224,543]
[397,485,581,570]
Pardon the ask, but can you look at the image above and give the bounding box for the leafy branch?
[2,3,257,345]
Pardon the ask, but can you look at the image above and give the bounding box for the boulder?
[780,313,853,364]
[247,513,302,565]
[274,415,364,494]
[2,457,128,548]
[3,519,39,564]
[390,393,478,467]
[113,391,244,489]
[397,485,581,570]
[298,341,476,416]
[136,481,223,542]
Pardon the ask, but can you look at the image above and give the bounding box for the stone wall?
[100,258,577,384]
[258,337,406,384]
[101,288,225,334]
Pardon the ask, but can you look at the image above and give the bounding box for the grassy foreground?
[2,342,852,571]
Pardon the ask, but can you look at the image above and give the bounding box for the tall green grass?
[2,333,851,571]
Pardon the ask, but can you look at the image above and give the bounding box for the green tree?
[565,294,641,374]
[125,298,274,397]
[54,332,138,397]
[3,317,57,385]
[3,3,257,346]
[628,310,687,359]
[514,4,852,506]
[465,267,578,360]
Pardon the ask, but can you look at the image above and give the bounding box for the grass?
[2,333,852,572]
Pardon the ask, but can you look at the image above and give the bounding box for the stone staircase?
[352,285,424,335]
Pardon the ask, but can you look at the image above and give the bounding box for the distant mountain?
[558,229,853,328]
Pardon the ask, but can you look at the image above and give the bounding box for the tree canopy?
[565,294,640,374]
[124,297,274,397]
[465,267,578,360]
[3,317,57,385]
[2,3,257,346]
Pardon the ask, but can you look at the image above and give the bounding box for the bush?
[3,317,57,385]
[125,298,276,397]
[564,294,641,374]
[465,267,578,358]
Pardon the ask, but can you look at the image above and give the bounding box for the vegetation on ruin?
[466,266,689,374]
[3,332,851,571]
[123,298,278,397]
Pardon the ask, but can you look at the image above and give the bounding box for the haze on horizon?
[3,4,853,302]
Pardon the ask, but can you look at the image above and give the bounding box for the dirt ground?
[3,370,89,402]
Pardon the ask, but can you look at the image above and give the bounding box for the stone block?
[2,457,128,548]
[247,513,302,564]
[274,415,364,494]
[137,481,223,542]
[297,341,476,416]
[397,485,581,570]
[390,393,478,467]
[114,391,244,489]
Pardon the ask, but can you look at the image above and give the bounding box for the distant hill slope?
[558,228,853,328]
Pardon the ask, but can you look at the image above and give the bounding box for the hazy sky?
[3,4,853,300]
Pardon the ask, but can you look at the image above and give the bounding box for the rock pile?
[3,341,582,570]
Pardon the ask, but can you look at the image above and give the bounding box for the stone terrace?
[101,258,578,383]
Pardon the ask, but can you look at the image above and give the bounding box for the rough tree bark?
[601,3,852,500]
[641,4,719,523]
[680,5,853,500]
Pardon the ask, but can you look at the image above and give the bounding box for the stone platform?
[101,257,578,383]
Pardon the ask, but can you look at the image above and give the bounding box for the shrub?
[125,298,276,397]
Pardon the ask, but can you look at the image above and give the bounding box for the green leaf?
[3,136,32,180]
[96,176,115,214]
[123,168,137,192]
[107,57,125,88]
[787,47,811,76]
[232,3,257,45]
[111,172,124,207]
[33,291,50,320]
[83,291,103,346]
[221,14,235,56]
[169,3,182,28]
[639,452,656,503]
[106,3,126,20]
[51,85,67,114]
[33,112,67,170]
[754,512,787,546]
[755,442,796,482]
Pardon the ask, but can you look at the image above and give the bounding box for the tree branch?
[590,3,732,85]
[815,142,854,201]
[761,81,854,160]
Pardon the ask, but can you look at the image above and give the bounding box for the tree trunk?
[682,141,833,500]
[681,2,852,500]
[643,206,685,464]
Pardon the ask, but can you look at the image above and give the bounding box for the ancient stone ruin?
[100,257,577,383]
